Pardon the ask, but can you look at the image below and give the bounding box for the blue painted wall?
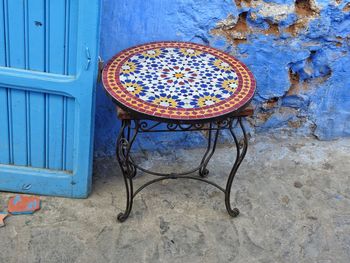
[95,0,350,156]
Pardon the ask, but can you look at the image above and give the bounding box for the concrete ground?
[0,134,350,263]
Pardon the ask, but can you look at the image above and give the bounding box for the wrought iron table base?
[116,117,248,222]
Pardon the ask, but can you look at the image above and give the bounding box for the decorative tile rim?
[102,41,256,122]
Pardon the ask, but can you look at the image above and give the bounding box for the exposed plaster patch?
[230,12,250,35]
[216,14,238,30]
[262,97,279,111]
[216,0,322,42]
[285,0,320,36]
[249,111,273,126]
[287,51,332,96]
[287,69,304,95]
[258,112,273,122]
[343,3,350,12]
[284,17,309,36]
[234,0,252,8]
[263,20,280,36]
[251,45,333,129]
[333,37,343,47]
[211,0,348,138]
[257,2,295,23]
[288,118,306,129]
[251,106,302,129]
[295,0,320,16]
[212,12,251,45]
[215,0,327,45]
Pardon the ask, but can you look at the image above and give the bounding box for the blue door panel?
[0,0,101,198]
[0,86,76,172]
[10,89,28,166]
[0,165,74,197]
[0,0,6,66]
[29,92,46,168]
[0,88,10,163]
[0,0,79,75]
[65,98,75,171]
[48,0,68,74]
[7,0,26,68]
[48,94,65,169]
[27,0,45,71]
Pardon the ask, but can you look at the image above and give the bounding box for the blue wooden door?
[0,0,101,198]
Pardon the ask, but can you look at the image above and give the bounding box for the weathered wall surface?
[95,0,350,156]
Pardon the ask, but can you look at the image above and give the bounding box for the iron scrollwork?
[134,118,234,133]
[116,117,248,222]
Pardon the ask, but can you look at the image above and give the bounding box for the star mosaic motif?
[103,42,256,121]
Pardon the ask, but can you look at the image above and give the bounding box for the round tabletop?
[102,41,256,123]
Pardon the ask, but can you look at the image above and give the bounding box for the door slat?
[7,0,25,69]
[11,89,28,166]
[0,88,10,163]
[29,91,46,168]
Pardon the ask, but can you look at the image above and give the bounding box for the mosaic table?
[102,42,256,222]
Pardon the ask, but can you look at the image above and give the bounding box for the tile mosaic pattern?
[0,212,8,227]
[103,42,256,121]
[8,195,41,215]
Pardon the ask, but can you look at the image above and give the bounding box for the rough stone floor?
[1,134,350,263]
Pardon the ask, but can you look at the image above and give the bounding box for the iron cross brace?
[115,117,248,222]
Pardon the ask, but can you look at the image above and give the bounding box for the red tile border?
[102,41,256,122]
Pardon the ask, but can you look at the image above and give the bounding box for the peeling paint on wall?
[213,0,350,140]
[95,0,350,156]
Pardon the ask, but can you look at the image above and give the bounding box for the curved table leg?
[116,120,138,222]
[225,117,248,217]
[199,124,220,177]
[115,117,249,222]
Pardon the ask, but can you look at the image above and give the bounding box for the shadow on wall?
[94,0,350,157]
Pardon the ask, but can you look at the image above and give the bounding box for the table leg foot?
[225,117,248,219]
[116,120,138,223]
[226,206,240,218]
[199,168,209,177]
[116,176,134,223]
[117,212,130,223]
[198,125,219,178]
